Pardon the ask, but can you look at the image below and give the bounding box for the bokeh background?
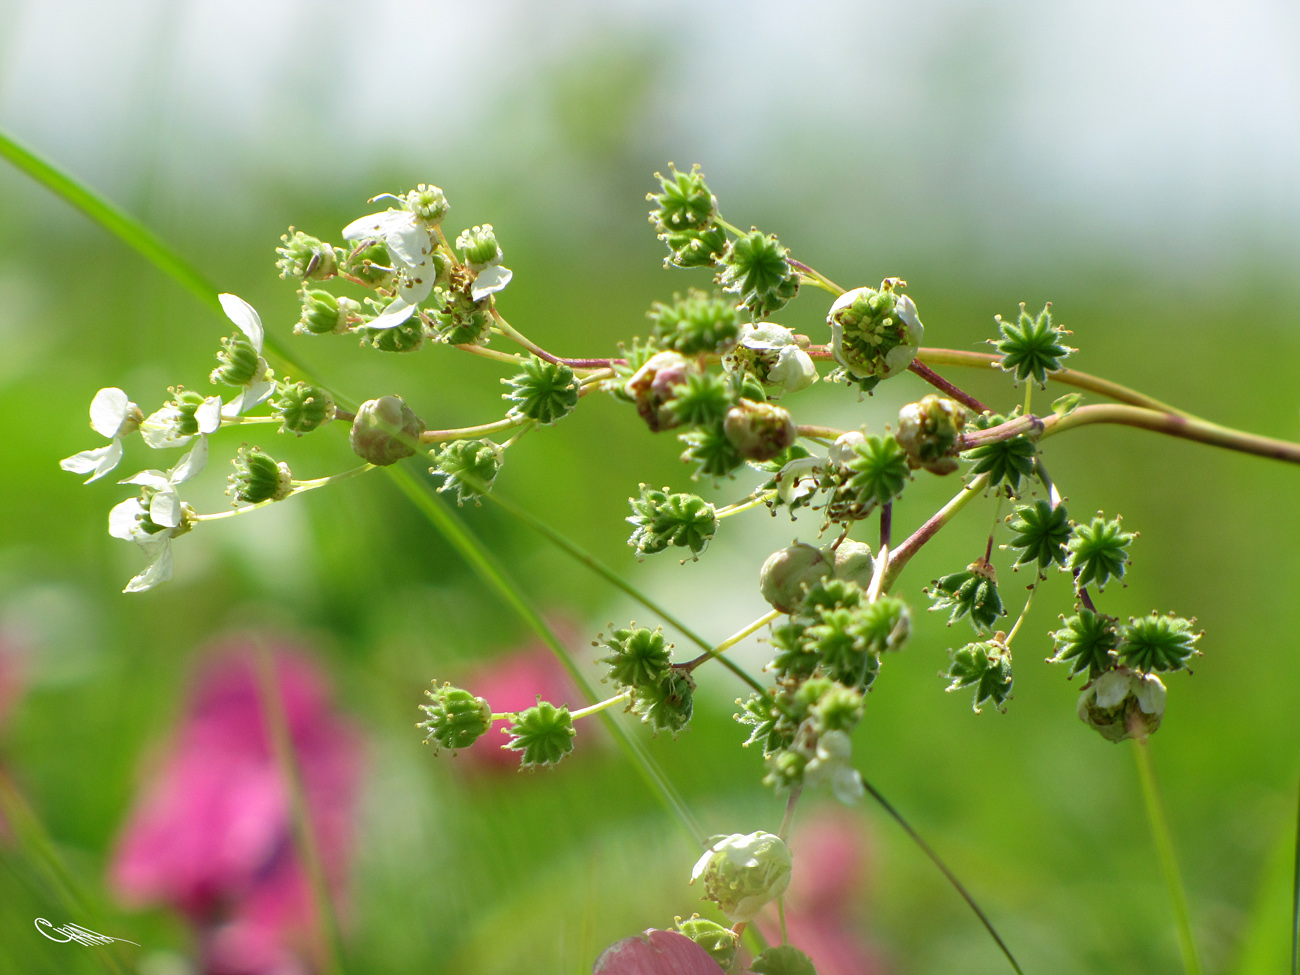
[2,1,1299,972]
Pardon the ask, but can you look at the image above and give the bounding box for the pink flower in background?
[758,806,887,975]
[111,641,361,975]
[456,628,582,769]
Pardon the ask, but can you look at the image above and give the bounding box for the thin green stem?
[715,216,746,237]
[252,644,346,975]
[787,258,845,296]
[385,463,707,846]
[796,423,848,441]
[681,610,780,673]
[859,775,1023,974]
[220,414,283,426]
[569,691,633,721]
[421,416,527,444]
[1132,736,1203,975]
[715,491,775,519]
[191,465,375,522]
[1003,578,1039,647]
[452,342,524,366]
[778,785,802,843]
[478,490,767,696]
[500,420,536,449]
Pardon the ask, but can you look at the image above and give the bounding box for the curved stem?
[716,491,774,519]
[490,308,624,369]
[422,416,527,444]
[963,404,1300,466]
[884,473,991,590]
[568,690,633,722]
[1132,737,1203,975]
[917,348,1190,417]
[788,258,845,296]
[452,342,524,366]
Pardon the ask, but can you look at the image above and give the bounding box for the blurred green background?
[1,1,1299,973]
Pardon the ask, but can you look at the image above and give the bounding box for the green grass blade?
[386,463,707,847]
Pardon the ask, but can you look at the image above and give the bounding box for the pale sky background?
[1,0,1298,275]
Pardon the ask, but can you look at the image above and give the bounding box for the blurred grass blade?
[0,127,220,314]
[0,771,128,975]
[0,125,328,395]
[861,777,1024,975]
[1231,793,1296,974]
[387,463,706,847]
[1293,773,1300,975]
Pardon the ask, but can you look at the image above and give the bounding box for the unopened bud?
[760,542,832,613]
[896,394,966,475]
[723,399,796,462]
[349,395,425,466]
[1077,668,1166,742]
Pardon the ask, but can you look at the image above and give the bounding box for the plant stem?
[1132,736,1203,975]
[884,473,991,589]
[251,643,346,975]
[681,610,780,673]
[422,416,527,444]
[917,348,1189,416]
[569,691,633,721]
[907,360,989,413]
[787,258,845,296]
[715,491,775,519]
[796,423,847,441]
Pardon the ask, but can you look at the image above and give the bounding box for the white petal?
[218,294,264,352]
[196,396,223,434]
[1092,669,1131,709]
[123,537,173,593]
[1135,673,1167,715]
[149,488,182,529]
[61,441,124,482]
[243,380,276,412]
[170,437,208,483]
[831,766,865,805]
[108,498,146,540]
[769,346,818,394]
[383,218,433,271]
[89,387,130,438]
[470,264,512,302]
[740,322,795,351]
[366,297,417,330]
[829,431,865,467]
[119,469,170,490]
[397,265,436,306]
[343,209,415,242]
[140,407,191,449]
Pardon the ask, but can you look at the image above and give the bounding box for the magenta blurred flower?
[110,641,361,975]
[455,629,582,769]
[758,806,886,975]
[594,929,723,975]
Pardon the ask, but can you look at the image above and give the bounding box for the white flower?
[141,394,222,449]
[217,293,276,417]
[690,831,792,923]
[109,441,207,593]
[342,208,437,329]
[774,455,821,505]
[469,263,512,302]
[828,431,865,467]
[60,387,141,482]
[803,729,865,804]
[733,322,817,397]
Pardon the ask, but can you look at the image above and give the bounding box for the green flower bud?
[673,916,738,972]
[962,411,1038,496]
[295,288,352,336]
[431,288,493,346]
[724,399,796,462]
[738,692,794,755]
[944,636,1013,713]
[418,682,492,753]
[678,420,745,480]
[455,224,501,270]
[750,945,818,975]
[632,670,695,736]
[504,700,575,768]
[273,381,336,435]
[927,557,1005,632]
[598,625,673,689]
[349,395,425,466]
[667,371,735,428]
[1067,515,1135,590]
[828,278,923,382]
[661,224,728,269]
[690,831,792,923]
[1118,613,1201,673]
[210,332,264,387]
[1049,609,1119,681]
[648,164,717,232]
[1077,667,1165,742]
[1006,498,1071,571]
[403,183,449,224]
[992,302,1074,387]
[626,485,718,558]
[358,300,425,353]
[760,543,832,613]
[716,230,800,318]
[647,289,742,355]
[502,357,579,426]
[227,446,293,504]
[896,394,966,475]
[831,539,875,589]
[430,438,504,504]
[275,229,339,281]
[840,434,910,517]
[173,389,209,438]
[343,241,395,287]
